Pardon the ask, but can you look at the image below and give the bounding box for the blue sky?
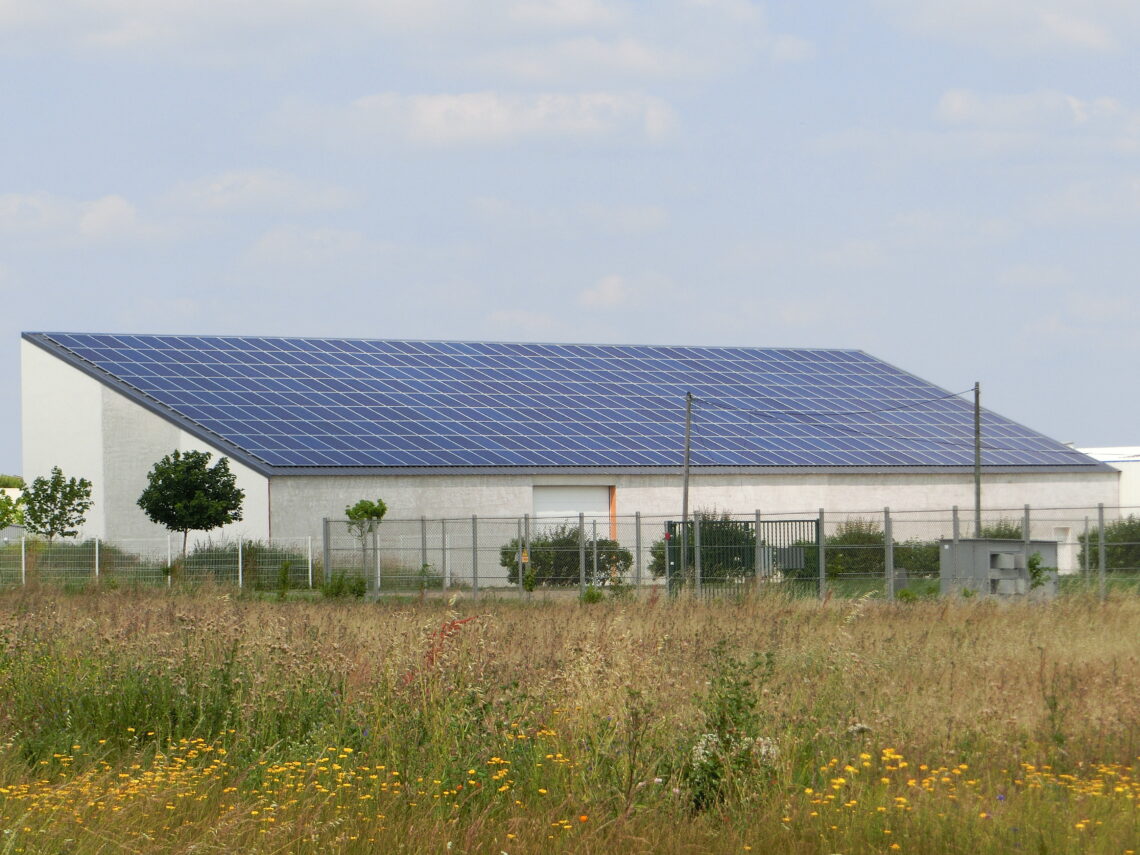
[2,0,1138,475]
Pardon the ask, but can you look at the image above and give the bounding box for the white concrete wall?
[269,468,1120,541]
[22,341,270,542]
[1079,448,1140,511]
[21,340,106,538]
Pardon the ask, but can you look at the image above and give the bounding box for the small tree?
[345,498,387,577]
[22,466,93,542]
[137,451,244,559]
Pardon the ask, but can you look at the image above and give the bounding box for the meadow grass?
[0,586,1137,853]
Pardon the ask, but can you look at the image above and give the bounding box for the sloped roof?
[25,332,1101,476]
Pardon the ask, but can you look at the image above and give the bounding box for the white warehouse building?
[21,332,1117,543]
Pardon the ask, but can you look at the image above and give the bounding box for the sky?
[2,0,1138,475]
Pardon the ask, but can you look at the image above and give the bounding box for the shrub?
[660,511,758,584]
[499,524,631,587]
[981,518,1023,540]
[580,585,604,604]
[1078,515,1140,573]
[321,570,367,599]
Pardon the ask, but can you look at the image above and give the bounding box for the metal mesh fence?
[3,505,1138,598]
[0,536,314,590]
[316,505,1140,600]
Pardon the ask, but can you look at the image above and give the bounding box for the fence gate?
[664,516,819,595]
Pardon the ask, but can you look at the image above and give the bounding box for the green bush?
[321,570,367,599]
[1078,515,1140,573]
[580,585,604,604]
[661,512,758,584]
[981,518,1023,540]
[499,524,631,587]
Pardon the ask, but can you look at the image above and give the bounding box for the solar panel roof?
[25,332,1099,475]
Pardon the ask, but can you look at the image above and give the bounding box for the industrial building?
[20,332,1117,542]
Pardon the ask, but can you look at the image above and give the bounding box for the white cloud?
[875,0,1138,54]
[242,225,377,270]
[0,192,164,244]
[507,0,619,29]
[0,0,809,82]
[937,89,1129,131]
[272,90,677,148]
[1031,176,1140,224]
[166,169,354,214]
[579,273,628,307]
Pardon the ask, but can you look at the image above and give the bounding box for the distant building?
[21,332,1117,542]
[1078,447,1140,510]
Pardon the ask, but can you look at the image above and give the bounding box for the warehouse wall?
[269,468,1119,541]
[22,341,269,542]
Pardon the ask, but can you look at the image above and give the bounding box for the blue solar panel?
[26,332,1097,471]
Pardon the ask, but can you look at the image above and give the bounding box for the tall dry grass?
[0,586,1137,853]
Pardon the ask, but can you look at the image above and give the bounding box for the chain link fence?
[3,504,1138,599]
[319,503,1139,600]
[0,535,314,590]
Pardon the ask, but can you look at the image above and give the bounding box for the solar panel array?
[32,332,1089,470]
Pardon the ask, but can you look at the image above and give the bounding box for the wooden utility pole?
[974,381,982,538]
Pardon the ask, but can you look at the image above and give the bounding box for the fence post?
[441,519,450,590]
[578,513,586,597]
[420,516,428,574]
[592,519,599,584]
[818,508,826,601]
[694,515,702,596]
[754,509,762,581]
[94,537,100,581]
[471,515,479,598]
[237,539,243,589]
[634,511,642,588]
[321,518,331,590]
[1098,503,1106,602]
[21,536,26,586]
[1082,516,1090,577]
[372,527,380,594]
[952,505,960,542]
[884,507,894,601]
[167,534,173,587]
[524,514,531,595]
[1023,503,1031,554]
[517,518,525,598]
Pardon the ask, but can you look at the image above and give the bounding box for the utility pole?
[681,392,693,585]
[974,381,982,538]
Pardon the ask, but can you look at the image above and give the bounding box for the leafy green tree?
[345,498,387,577]
[1079,515,1140,573]
[345,498,387,538]
[137,451,244,558]
[0,492,24,529]
[0,474,25,488]
[499,523,631,587]
[23,466,93,542]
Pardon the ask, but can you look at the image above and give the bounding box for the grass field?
[0,587,1138,854]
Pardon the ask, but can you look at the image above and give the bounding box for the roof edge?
[24,333,276,477]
